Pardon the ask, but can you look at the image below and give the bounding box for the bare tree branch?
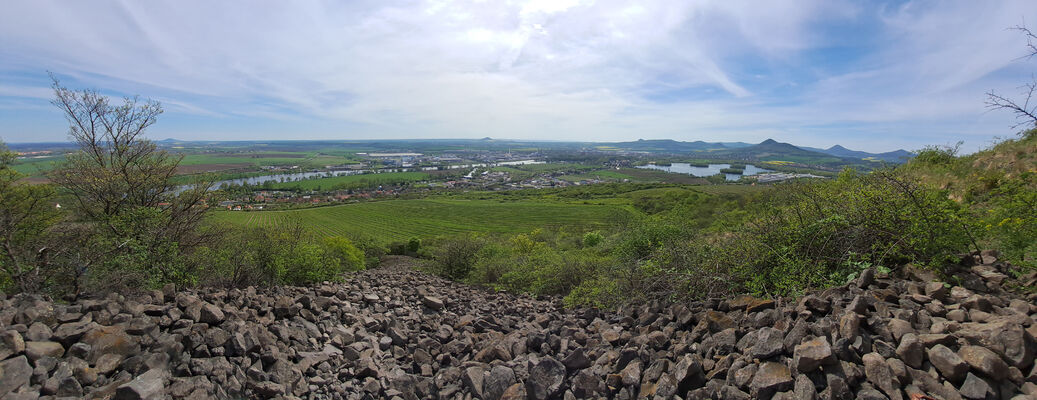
[986,78,1037,130]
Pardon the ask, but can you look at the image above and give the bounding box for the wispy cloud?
[0,0,1033,151]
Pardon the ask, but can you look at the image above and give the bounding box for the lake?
[637,163,772,181]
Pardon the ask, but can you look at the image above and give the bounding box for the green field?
[267,172,430,191]
[179,152,357,169]
[557,171,638,182]
[210,199,631,242]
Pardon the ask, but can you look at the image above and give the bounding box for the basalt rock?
[0,254,1031,399]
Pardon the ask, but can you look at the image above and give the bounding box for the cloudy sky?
[1,0,1034,152]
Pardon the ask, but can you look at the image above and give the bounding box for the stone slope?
[0,255,1035,400]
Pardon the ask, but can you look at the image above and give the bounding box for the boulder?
[0,355,32,396]
[794,336,835,372]
[958,345,1009,378]
[751,361,794,398]
[526,357,566,399]
[928,344,969,382]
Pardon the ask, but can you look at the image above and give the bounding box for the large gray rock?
[928,344,969,382]
[526,357,566,400]
[485,365,516,400]
[896,333,925,369]
[24,341,64,361]
[0,330,25,360]
[959,345,1010,379]
[794,336,835,372]
[752,327,785,359]
[751,361,794,398]
[115,368,169,400]
[862,352,902,400]
[0,355,32,396]
[958,372,996,400]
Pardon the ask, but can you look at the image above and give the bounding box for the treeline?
[0,81,374,298]
[418,135,1034,306]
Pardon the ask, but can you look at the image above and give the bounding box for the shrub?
[190,225,356,287]
[427,234,485,280]
[687,169,975,297]
[582,231,604,247]
[323,236,366,273]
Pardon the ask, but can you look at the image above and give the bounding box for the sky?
[0,0,1034,152]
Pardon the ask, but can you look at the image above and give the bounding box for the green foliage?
[582,231,603,247]
[689,169,974,297]
[912,143,960,165]
[211,198,628,243]
[191,225,361,287]
[323,236,366,273]
[0,141,62,293]
[427,234,485,280]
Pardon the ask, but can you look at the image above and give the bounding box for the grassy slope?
[210,198,632,242]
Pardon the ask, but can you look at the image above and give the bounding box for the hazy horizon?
[2,0,1035,153]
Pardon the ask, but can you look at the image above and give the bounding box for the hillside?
[1,254,1033,399]
[211,199,631,242]
[802,145,914,163]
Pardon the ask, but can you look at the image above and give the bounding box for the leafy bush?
[426,234,485,280]
[190,225,362,288]
[687,169,974,297]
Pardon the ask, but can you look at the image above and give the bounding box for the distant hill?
[715,139,842,162]
[802,145,913,163]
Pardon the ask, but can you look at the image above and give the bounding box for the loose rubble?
[0,254,1034,399]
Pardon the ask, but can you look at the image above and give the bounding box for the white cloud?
[0,0,1034,151]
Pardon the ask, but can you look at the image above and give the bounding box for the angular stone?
[249,381,284,399]
[793,373,816,400]
[485,365,516,400]
[925,282,949,300]
[956,321,1036,369]
[958,345,1009,378]
[83,325,138,364]
[895,333,925,369]
[673,353,705,393]
[526,356,565,399]
[422,295,444,310]
[115,368,168,400]
[24,341,64,360]
[958,372,996,400]
[52,320,93,345]
[751,327,785,360]
[462,366,485,399]
[794,336,835,372]
[0,330,25,360]
[863,352,903,400]
[928,344,969,382]
[0,355,32,396]
[838,312,861,340]
[751,362,793,398]
[562,347,591,370]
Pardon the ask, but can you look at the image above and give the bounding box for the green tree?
[0,141,61,293]
[47,77,213,293]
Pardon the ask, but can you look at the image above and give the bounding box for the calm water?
[637,163,772,181]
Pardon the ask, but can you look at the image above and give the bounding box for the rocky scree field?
[0,254,1035,400]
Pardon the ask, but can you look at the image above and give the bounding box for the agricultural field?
[178,152,358,170]
[266,171,430,191]
[556,170,638,182]
[210,199,631,242]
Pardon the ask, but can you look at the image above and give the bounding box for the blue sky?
[1,0,1034,152]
